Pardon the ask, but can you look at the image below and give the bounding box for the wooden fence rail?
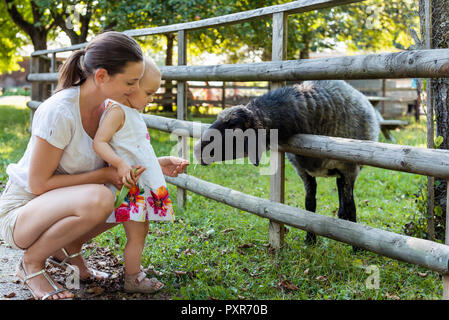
[165,173,449,274]
[26,49,449,83]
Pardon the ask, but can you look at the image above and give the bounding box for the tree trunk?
[30,30,48,50]
[299,36,310,59]
[419,0,449,241]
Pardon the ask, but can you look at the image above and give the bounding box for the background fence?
[26,0,449,299]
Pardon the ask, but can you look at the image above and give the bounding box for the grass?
[0,104,441,299]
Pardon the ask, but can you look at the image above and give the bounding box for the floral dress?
[103,99,174,223]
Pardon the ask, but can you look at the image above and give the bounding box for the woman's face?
[96,61,144,104]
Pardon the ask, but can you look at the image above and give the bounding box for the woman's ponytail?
[55,31,143,93]
[55,49,86,92]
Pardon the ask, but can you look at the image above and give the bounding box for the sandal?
[48,248,110,282]
[124,271,164,294]
[17,258,72,300]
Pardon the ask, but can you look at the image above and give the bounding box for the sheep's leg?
[300,172,318,245]
[336,175,356,222]
[336,173,361,252]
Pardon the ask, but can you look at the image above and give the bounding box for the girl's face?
[127,72,161,112]
[95,61,144,104]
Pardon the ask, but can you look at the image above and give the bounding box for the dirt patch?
[0,241,171,300]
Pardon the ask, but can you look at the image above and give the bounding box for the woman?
[0,31,188,300]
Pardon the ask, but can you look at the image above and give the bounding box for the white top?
[6,86,105,193]
[103,99,174,223]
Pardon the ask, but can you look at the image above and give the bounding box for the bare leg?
[49,222,118,280]
[13,184,114,300]
[122,220,149,275]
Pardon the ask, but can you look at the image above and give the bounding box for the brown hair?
[55,31,143,92]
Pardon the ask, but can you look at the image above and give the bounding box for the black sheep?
[194,80,380,246]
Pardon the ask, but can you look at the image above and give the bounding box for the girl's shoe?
[48,248,110,282]
[124,271,164,294]
[17,258,72,300]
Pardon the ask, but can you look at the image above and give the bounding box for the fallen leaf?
[174,270,187,277]
[303,268,310,275]
[315,275,328,282]
[183,248,196,256]
[417,272,428,278]
[87,286,104,295]
[4,292,15,298]
[276,276,299,292]
[266,245,276,255]
[386,292,400,300]
[238,243,255,249]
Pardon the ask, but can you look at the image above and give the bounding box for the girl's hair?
[55,31,143,92]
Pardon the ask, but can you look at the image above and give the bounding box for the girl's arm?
[93,106,140,188]
[28,136,122,195]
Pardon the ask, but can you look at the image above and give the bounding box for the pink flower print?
[127,185,145,214]
[146,132,151,142]
[146,186,172,217]
[115,205,130,222]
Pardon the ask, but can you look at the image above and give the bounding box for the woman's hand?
[158,156,190,177]
[103,166,123,190]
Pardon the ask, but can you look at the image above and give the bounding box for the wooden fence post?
[269,11,287,250]
[221,82,226,109]
[29,56,40,131]
[29,55,51,130]
[50,53,56,93]
[177,30,188,208]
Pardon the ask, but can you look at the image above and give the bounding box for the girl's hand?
[131,165,146,185]
[159,156,190,177]
[117,160,135,188]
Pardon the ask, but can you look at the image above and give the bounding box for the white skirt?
[0,180,36,250]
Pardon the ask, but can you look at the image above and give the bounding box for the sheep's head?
[194,105,266,166]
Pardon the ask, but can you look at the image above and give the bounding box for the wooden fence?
[26,0,449,299]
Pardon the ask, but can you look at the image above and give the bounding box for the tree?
[418,0,449,241]
[37,0,94,44]
[0,0,104,73]
[2,0,55,50]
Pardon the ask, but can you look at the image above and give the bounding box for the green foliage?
[0,87,31,96]
[0,0,419,73]
[0,105,30,185]
[0,3,27,73]
[340,0,418,53]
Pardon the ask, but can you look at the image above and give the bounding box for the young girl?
[93,57,189,293]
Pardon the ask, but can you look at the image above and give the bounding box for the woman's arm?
[28,136,121,195]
